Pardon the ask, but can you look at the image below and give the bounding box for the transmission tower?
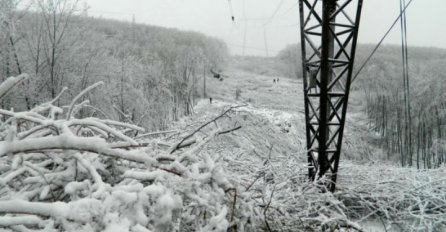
[298,0,363,192]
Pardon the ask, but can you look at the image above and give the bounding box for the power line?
[227,43,281,53]
[352,0,415,83]
[263,0,286,26]
[273,23,299,28]
[240,0,298,22]
[242,0,247,55]
[236,20,299,28]
[227,0,235,22]
[240,17,268,21]
[263,26,269,56]
[88,10,133,16]
[275,1,298,18]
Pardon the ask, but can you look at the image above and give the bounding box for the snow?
[123,169,165,181]
[158,192,178,209]
[0,215,42,227]
[199,206,229,232]
[65,180,91,196]
[0,200,69,219]
[1,72,445,231]
[131,224,152,232]
[68,199,103,222]
[39,185,51,200]
[103,213,131,232]
[143,183,165,196]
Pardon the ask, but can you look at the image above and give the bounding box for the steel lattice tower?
[299,0,363,192]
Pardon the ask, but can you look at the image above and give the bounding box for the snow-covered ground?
[187,69,446,231]
[1,71,445,231]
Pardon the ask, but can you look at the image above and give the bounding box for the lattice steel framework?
[299,0,363,192]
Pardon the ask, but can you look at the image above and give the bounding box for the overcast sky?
[86,0,446,56]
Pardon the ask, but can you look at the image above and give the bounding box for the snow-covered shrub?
[0,76,256,232]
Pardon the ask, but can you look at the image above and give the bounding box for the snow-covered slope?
[181,69,446,231]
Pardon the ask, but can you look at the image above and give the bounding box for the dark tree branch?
[169,105,245,154]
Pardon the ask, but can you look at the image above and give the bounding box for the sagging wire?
[227,0,235,22]
[263,0,286,26]
[352,0,415,83]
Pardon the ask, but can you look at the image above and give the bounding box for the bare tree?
[37,0,80,99]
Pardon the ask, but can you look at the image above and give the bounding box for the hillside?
[173,67,446,231]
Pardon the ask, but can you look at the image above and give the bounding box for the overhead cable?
[352,0,415,83]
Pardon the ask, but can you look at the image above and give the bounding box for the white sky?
[85,0,446,56]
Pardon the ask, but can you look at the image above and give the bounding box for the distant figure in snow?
[210,69,221,79]
[273,79,276,84]
[231,16,235,22]
[210,97,213,104]
[277,78,279,83]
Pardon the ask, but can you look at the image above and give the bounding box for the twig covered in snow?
[169,105,246,154]
[0,74,28,100]
[66,81,103,120]
[136,129,178,139]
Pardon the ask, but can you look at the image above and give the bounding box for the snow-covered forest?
[1,0,228,130]
[1,0,446,231]
[279,44,446,169]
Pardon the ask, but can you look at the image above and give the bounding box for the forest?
[1,0,228,131]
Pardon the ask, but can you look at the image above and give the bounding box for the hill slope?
[175,67,446,231]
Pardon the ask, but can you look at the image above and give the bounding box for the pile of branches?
[225,139,446,232]
[0,75,258,232]
[336,162,446,231]
[254,157,446,231]
[231,151,364,232]
[187,102,366,231]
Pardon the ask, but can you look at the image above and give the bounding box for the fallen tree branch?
[66,82,103,120]
[171,125,242,152]
[0,135,156,164]
[0,199,101,222]
[169,105,246,154]
[218,125,242,135]
[0,215,43,227]
[136,130,177,139]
